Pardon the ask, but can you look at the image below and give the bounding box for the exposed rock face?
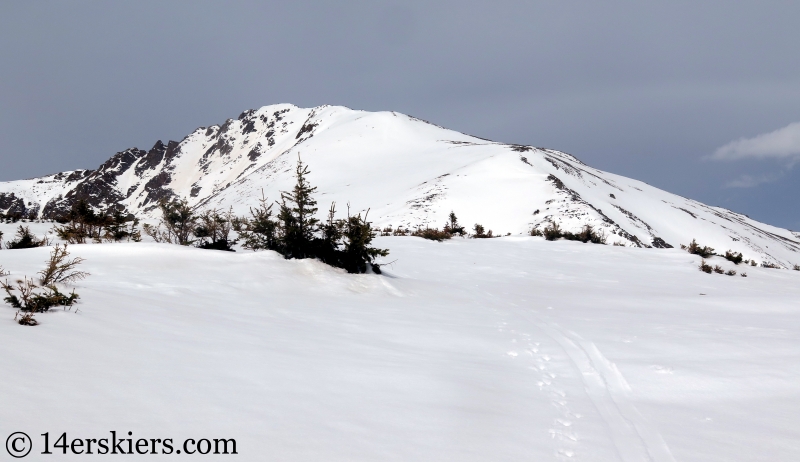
[1,103,798,267]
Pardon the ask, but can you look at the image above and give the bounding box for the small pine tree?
[236,191,281,252]
[314,202,344,266]
[444,211,465,236]
[104,209,140,242]
[473,223,488,238]
[340,207,388,274]
[6,225,48,249]
[279,156,319,259]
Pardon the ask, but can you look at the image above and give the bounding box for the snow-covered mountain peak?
[1,104,799,267]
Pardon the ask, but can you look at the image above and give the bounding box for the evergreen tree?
[236,191,282,252]
[313,202,343,266]
[54,199,107,243]
[104,209,140,242]
[444,211,465,236]
[279,156,319,259]
[6,225,47,249]
[340,207,389,274]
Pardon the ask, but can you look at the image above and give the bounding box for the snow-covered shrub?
[713,265,724,274]
[793,264,800,271]
[726,270,737,276]
[682,239,715,258]
[724,250,743,265]
[761,262,780,269]
[0,265,8,277]
[699,259,712,273]
[5,225,48,249]
[741,272,748,277]
[750,260,757,266]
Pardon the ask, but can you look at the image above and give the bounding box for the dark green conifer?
[279,156,319,259]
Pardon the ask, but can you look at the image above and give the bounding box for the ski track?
[515,311,676,462]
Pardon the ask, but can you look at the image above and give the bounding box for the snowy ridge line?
[1,103,799,266]
[523,312,676,462]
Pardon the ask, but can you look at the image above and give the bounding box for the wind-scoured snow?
[1,237,799,461]
[1,104,799,267]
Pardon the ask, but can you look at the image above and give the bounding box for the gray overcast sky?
[1,1,798,229]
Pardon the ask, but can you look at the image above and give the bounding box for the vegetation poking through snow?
[143,199,197,246]
[411,211,467,241]
[761,261,781,269]
[412,227,451,241]
[473,224,493,239]
[379,226,410,236]
[699,259,712,273]
[5,225,48,249]
[2,277,79,314]
[38,244,90,286]
[793,264,800,271]
[2,244,88,325]
[194,208,237,251]
[234,192,281,252]
[444,212,466,236]
[53,200,140,244]
[234,157,388,273]
[726,270,737,276]
[682,239,715,258]
[724,250,744,265]
[533,222,606,244]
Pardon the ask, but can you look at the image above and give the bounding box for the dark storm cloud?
[1,1,799,228]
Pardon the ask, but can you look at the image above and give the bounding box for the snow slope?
[1,238,799,461]
[1,104,799,267]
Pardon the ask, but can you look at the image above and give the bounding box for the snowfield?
[2,237,799,461]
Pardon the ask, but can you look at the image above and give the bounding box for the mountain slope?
[1,103,799,266]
